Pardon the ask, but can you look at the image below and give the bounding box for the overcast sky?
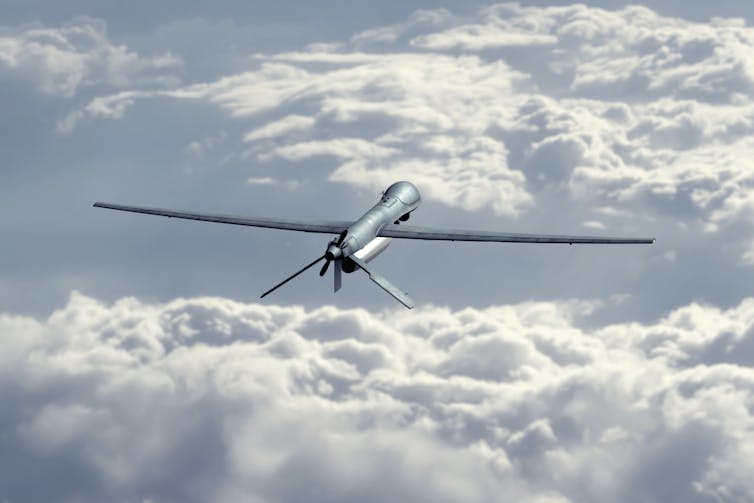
[2,1,754,502]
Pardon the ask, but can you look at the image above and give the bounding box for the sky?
[1,1,754,501]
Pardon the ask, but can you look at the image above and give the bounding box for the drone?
[94,181,654,309]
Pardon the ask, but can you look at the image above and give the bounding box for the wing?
[93,202,351,235]
[379,223,654,244]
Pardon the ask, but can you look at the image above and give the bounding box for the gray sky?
[1,1,754,502]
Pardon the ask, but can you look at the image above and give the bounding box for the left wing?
[93,202,352,235]
[379,223,654,244]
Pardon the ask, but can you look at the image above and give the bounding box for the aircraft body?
[94,181,654,309]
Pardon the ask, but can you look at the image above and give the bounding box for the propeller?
[260,254,326,299]
[259,229,413,308]
[319,259,331,277]
[319,230,348,277]
[336,230,348,245]
[260,230,348,299]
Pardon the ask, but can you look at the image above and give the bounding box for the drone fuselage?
[326,181,421,266]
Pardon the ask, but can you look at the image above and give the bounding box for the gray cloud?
[2,293,753,502]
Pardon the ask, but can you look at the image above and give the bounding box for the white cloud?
[244,115,316,142]
[263,138,399,162]
[582,220,606,230]
[409,5,559,50]
[185,131,228,158]
[2,292,754,501]
[246,177,300,190]
[56,90,150,133]
[0,17,181,97]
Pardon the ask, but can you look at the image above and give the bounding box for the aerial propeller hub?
[325,242,343,261]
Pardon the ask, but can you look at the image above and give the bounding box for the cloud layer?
[2,293,753,502]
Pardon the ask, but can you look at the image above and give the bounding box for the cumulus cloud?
[2,292,754,502]
[0,17,181,97]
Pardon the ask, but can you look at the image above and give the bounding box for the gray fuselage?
[326,181,421,261]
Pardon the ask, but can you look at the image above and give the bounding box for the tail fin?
[348,256,414,309]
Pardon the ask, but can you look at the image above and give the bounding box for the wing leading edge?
[94,202,654,244]
[379,224,654,244]
[93,202,352,235]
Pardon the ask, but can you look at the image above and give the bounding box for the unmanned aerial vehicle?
[94,181,654,309]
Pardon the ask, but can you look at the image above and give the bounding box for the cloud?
[246,177,300,190]
[0,17,181,97]
[263,138,399,162]
[244,115,316,142]
[2,292,754,502]
[582,220,606,230]
[409,7,558,49]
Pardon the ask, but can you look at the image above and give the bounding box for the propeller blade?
[260,254,326,299]
[337,230,348,245]
[319,259,331,277]
[334,259,342,292]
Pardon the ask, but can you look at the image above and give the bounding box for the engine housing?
[342,236,391,273]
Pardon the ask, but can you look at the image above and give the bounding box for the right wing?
[93,202,352,235]
[379,223,654,244]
